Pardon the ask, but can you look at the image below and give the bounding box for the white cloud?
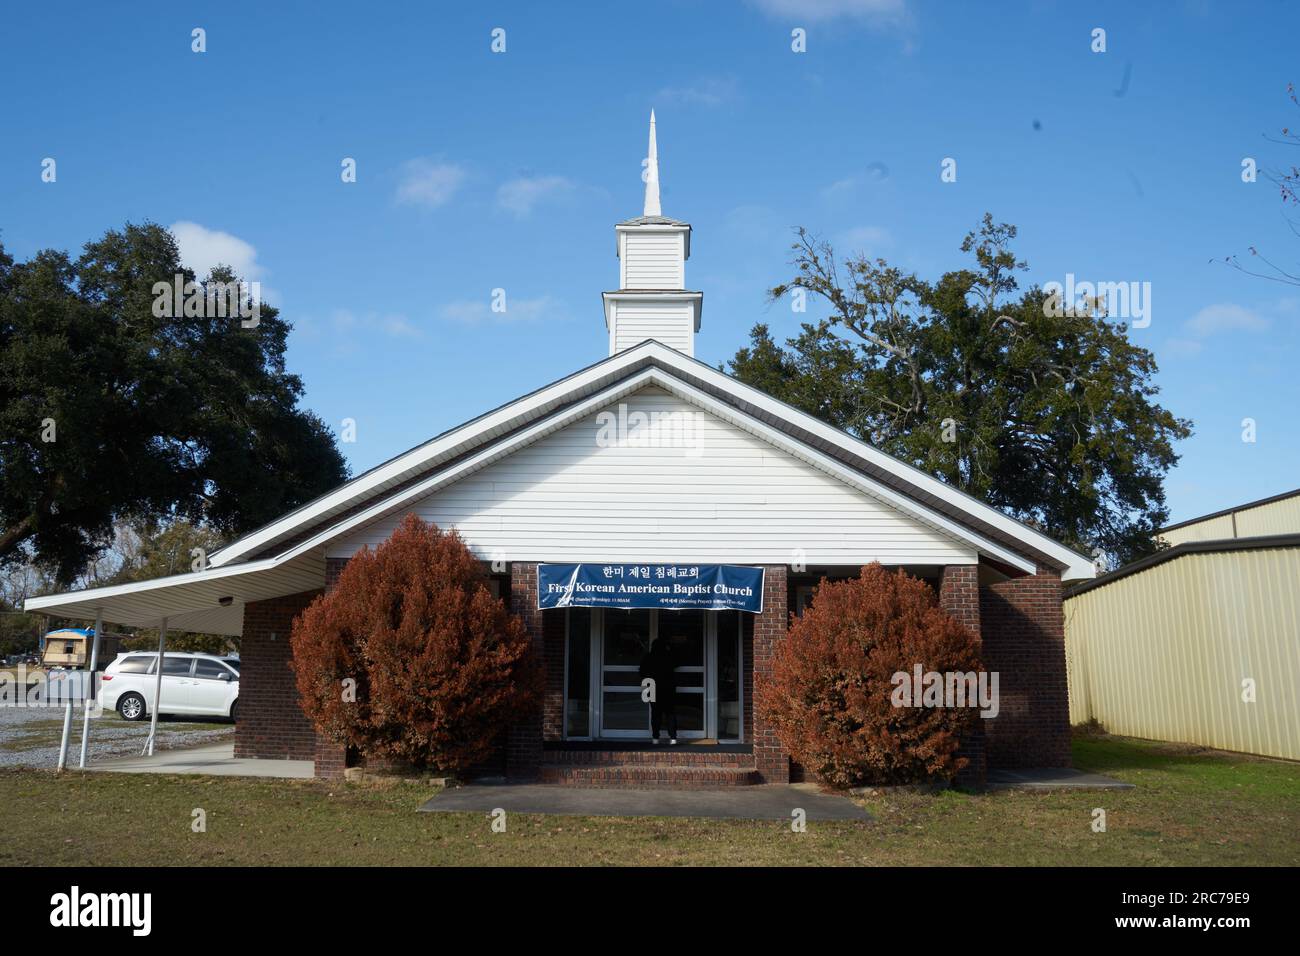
[749,0,907,23]
[1184,303,1269,337]
[1164,338,1205,357]
[822,163,891,200]
[495,175,576,218]
[169,221,277,304]
[330,309,423,340]
[1165,302,1271,358]
[836,225,891,255]
[822,177,858,199]
[169,221,265,283]
[439,295,558,324]
[655,76,740,108]
[396,159,467,209]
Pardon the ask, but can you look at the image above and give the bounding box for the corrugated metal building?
[1065,490,1300,760]
[1158,487,1300,546]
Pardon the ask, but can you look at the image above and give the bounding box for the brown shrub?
[291,515,541,773]
[756,563,983,787]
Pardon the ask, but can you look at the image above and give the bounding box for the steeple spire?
[607,110,700,356]
[643,110,661,217]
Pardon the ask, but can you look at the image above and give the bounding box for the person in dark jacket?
[639,638,678,745]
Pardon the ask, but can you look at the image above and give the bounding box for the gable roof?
[26,340,1095,629]
[207,340,1095,580]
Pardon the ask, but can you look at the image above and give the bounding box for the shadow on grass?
[1072,733,1300,798]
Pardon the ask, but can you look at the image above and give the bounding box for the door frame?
[599,609,706,740]
[562,607,744,742]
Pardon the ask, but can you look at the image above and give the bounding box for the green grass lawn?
[1,733,1295,866]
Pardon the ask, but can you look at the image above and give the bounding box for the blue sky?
[2,0,1296,525]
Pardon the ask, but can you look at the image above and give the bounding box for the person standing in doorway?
[639,637,678,745]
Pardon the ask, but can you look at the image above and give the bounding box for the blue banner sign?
[538,564,765,613]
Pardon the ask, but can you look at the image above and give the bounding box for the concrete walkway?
[419,782,871,821]
[89,741,314,779]
[986,768,1135,791]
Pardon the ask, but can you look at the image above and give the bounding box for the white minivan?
[99,652,240,721]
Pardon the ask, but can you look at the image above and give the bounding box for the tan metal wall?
[1236,495,1300,538]
[1159,514,1235,546]
[1065,545,1300,760]
[1161,494,1300,546]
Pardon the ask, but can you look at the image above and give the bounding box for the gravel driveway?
[0,703,234,770]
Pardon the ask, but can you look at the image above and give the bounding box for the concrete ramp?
[90,741,314,779]
[419,782,870,821]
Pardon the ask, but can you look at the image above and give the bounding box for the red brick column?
[236,589,323,762]
[751,564,790,784]
[506,562,544,778]
[312,557,351,779]
[940,564,986,788]
[325,556,348,591]
[541,609,565,740]
[979,566,1070,768]
[939,564,980,634]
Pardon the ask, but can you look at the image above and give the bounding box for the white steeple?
[604,111,703,356]
[644,110,661,217]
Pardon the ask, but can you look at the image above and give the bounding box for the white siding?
[622,232,684,289]
[329,387,975,566]
[612,301,694,355]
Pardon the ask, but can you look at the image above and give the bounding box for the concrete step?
[542,747,754,768]
[538,763,760,788]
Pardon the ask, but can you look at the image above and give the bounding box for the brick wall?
[254,555,1069,785]
[235,589,323,762]
[314,733,346,778]
[506,562,544,778]
[938,565,986,787]
[541,609,565,741]
[938,564,980,633]
[751,564,790,783]
[742,607,754,758]
[325,557,348,591]
[312,557,352,778]
[979,566,1070,768]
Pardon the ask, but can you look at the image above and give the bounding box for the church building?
[28,114,1093,787]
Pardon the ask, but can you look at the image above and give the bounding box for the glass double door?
[564,607,743,741]
[601,609,706,738]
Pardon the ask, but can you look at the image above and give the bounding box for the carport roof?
[23,553,325,636]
